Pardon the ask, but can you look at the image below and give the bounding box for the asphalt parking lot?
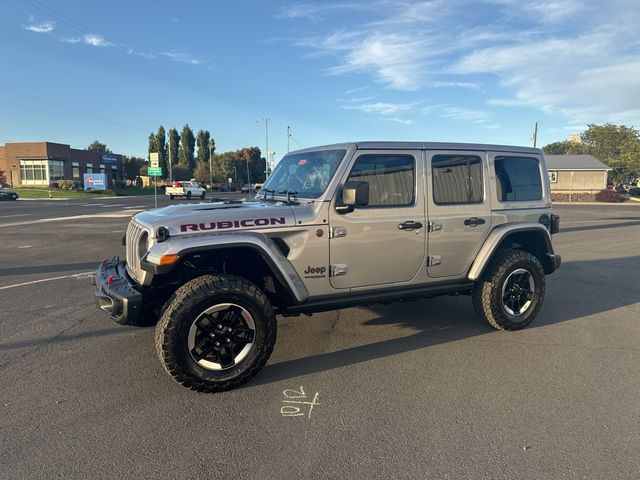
[1,197,639,479]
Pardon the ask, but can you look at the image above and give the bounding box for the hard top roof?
[289,141,542,155]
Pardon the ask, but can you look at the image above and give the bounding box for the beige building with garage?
[545,154,610,194]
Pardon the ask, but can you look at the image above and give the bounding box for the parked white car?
[165,181,206,200]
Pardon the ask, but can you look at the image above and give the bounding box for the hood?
[134,200,298,237]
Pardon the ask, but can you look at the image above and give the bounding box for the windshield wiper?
[278,189,299,204]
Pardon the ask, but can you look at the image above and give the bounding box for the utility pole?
[531,122,538,148]
[287,126,291,153]
[168,140,173,183]
[255,118,270,179]
[208,141,213,190]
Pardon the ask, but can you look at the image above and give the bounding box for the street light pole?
[255,118,270,178]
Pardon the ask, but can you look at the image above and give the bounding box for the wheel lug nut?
[226,338,231,343]
[209,333,215,338]
[215,341,220,347]
[217,324,223,329]
[227,327,232,332]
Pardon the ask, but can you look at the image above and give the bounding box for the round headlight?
[138,231,149,259]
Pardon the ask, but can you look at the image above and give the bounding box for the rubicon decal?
[180,217,287,232]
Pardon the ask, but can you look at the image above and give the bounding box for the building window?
[495,156,542,201]
[111,164,118,181]
[100,164,106,173]
[72,162,80,179]
[86,164,94,174]
[49,160,65,182]
[346,155,415,207]
[432,155,483,205]
[19,160,48,185]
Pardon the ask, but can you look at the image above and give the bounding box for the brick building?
[0,141,123,188]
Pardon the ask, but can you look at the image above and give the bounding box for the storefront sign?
[84,173,106,190]
[102,154,118,165]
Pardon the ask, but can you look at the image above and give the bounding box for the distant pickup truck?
[165,181,206,200]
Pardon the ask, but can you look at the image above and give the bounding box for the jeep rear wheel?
[200,191,205,200]
[155,275,276,392]
[186,191,192,200]
[472,249,545,331]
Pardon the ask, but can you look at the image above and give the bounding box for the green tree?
[87,140,111,153]
[581,124,640,188]
[178,123,196,171]
[543,140,586,155]
[0,169,7,186]
[193,161,211,184]
[196,129,211,165]
[147,132,157,160]
[168,127,180,174]
[155,126,167,176]
[122,156,146,182]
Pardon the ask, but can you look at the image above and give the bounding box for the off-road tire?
[154,275,277,392]
[186,191,192,200]
[472,248,545,331]
[200,191,206,200]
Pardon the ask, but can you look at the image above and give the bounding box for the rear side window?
[432,155,483,205]
[346,154,415,207]
[495,156,542,201]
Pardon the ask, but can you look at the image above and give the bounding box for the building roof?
[545,154,611,171]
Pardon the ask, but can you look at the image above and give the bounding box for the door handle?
[464,217,486,227]
[398,221,423,231]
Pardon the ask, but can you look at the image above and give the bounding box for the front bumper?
[93,256,143,325]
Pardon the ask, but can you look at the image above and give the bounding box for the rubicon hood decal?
[133,200,296,236]
[181,217,287,232]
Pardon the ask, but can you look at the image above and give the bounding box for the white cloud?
[83,34,111,47]
[276,3,370,20]
[23,21,54,33]
[60,36,81,44]
[342,101,416,115]
[423,104,500,128]
[162,51,202,65]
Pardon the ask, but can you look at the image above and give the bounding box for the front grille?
[125,220,147,282]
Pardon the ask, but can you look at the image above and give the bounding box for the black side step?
[283,282,475,315]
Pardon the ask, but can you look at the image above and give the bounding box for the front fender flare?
[467,223,554,281]
[143,231,309,303]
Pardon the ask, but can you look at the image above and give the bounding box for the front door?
[426,150,492,278]
[329,150,426,289]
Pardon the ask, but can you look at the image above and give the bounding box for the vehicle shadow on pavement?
[0,262,97,277]
[253,255,640,386]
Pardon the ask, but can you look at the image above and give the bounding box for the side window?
[432,155,483,205]
[346,154,415,207]
[495,156,542,201]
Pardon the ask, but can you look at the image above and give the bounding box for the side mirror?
[336,181,369,213]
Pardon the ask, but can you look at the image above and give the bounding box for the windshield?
[260,149,346,199]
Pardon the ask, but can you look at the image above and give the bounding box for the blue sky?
[1,0,639,160]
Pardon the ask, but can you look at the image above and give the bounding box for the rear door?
[426,150,492,278]
[328,149,426,289]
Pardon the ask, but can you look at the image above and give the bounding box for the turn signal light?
[106,274,119,285]
[159,254,179,265]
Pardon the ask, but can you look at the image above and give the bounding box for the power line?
[21,0,221,101]
[0,84,147,133]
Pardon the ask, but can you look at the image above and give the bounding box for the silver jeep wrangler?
[94,142,561,392]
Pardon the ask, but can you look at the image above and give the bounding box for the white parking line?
[0,272,93,291]
[0,211,137,228]
[1,214,32,218]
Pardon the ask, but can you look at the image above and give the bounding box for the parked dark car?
[0,188,19,201]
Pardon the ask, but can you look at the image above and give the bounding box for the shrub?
[595,189,625,203]
[628,187,640,197]
[113,179,127,189]
[58,179,80,190]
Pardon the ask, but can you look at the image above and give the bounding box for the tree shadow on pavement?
[252,255,640,386]
[0,262,98,277]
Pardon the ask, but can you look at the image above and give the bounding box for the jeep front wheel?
[472,249,545,331]
[155,275,277,392]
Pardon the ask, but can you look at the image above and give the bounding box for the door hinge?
[427,255,442,267]
[428,222,442,233]
[330,264,348,277]
[330,226,347,239]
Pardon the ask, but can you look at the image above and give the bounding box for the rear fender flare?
[467,223,553,281]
